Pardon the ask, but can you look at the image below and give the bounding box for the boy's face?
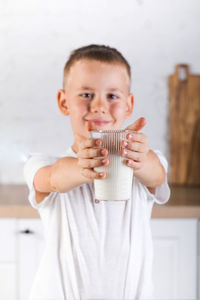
[57,59,134,151]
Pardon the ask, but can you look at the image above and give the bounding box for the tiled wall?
[1,0,200,183]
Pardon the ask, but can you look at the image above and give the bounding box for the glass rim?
[90,129,136,133]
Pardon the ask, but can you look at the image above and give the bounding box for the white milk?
[94,154,133,201]
[90,130,134,201]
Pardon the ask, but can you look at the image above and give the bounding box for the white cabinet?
[0,218,44,300]
[151,219,198,300]
[0,219,17,300]
[0,218,199,300]
[18,219,44,300]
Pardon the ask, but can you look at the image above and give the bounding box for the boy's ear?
[125,93,134,118]
[57,89,70,116]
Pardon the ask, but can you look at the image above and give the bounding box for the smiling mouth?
[89,120,111,126]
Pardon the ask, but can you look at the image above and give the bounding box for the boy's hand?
[77,121,109,181]
[77,117,147,180]
[121,117,149,171]
[77,139,109,181]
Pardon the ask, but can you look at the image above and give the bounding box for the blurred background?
[0,0,200,299]
[0,0,200,183]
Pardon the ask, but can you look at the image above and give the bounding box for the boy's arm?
[121,118,167,193]
[33,157,88,203]
[33,138,109,203]
[121,131,166,193]
[133,150,166,192]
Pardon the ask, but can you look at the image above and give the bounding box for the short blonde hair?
[63,44,131,88]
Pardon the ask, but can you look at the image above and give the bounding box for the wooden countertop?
[0,184,199,218]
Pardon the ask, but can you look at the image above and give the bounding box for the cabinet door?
[151,219,198,300]
[17,219,44,300]
[0,218,17,300]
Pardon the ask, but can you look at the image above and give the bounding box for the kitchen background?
[0,0,200,300]
[1,0,200,183]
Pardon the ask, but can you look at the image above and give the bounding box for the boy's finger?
[78,138,102,151]
[121,148,145,162]
[125,117,146,132]
[126,132,148,144]
[121,140,147,153]
[78,157,109,168]
[80,168,106,180]
[79,147,108,158]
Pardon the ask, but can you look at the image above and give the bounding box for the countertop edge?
[152,205,200,218]
[0,205,200,219]
[0,205,39,218]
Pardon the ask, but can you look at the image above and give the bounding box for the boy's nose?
[90,98,108,114]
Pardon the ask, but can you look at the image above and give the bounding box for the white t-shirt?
[24,147,170,300]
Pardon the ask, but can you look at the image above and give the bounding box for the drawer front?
[0,218,17,262]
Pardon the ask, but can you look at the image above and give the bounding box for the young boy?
[24,44,170,300]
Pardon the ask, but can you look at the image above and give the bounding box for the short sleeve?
[144,150,170,205]
[23,153,58,209]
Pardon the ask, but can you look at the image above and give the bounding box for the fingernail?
[123,141,128,147]
[128,160,133,166]
[127,134,133,140]
[123,149,127,156]
[101,159,107,165]
[100,149,106,156]
[95,139,101,146]
[99,172,104,177]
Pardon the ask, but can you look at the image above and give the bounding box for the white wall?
[0,0,200,183]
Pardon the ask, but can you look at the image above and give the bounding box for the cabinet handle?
[20,229,34,234]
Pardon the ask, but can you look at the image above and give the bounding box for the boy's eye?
[108,94,118,100]
[80,93,93,98]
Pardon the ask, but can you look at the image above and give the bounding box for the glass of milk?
[90,129,134,201]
